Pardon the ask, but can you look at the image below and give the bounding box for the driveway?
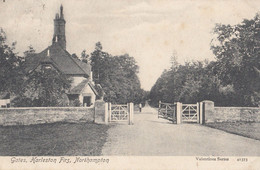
[101,105,260,156]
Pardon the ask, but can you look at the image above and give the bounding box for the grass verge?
[206,122,260,141]
[0,122,111,156]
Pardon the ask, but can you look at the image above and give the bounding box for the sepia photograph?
[0,0,259,169]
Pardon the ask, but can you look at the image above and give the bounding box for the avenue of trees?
[150,13,260,107]
[0,28,145,106]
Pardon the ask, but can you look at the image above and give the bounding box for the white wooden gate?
[158,101,177,122]
[181,103,199,123]
[108,103,134,125]
[158,101,200,124]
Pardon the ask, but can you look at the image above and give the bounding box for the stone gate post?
[104,102,108,124]
[202,100,214,124]
[108,102,111,122]
[94,100,107,124]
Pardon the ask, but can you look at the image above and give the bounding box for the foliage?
[149,60,239,107]
[211,13,260,106]
[0,28,24,95]
[90,42,144,104]
[23,45,35,58]
[150,13,260,107]
[13,69,71,107]
[81,49,90,64]
[69,99,82,107]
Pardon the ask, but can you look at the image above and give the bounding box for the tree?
[90,42,144,104]
[13,69,71,107]
[71,53,80,60]
[23,45,35,58]
[211,13,260,106]
[81,49,90,63]
[0,28,24,95]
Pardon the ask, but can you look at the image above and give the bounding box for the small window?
[42,65,52,70]
[45,66,52,69]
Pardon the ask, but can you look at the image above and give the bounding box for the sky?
[1,0,260,90]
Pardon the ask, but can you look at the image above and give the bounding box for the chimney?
[90,71,94,83]
[52,4,66,50]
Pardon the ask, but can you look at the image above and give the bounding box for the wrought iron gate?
[181,104,198,123]
[158,101,176,122]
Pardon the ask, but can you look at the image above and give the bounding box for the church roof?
[24,43,91,76]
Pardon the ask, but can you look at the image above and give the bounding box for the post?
[202,100,214,124]
[128,103,134,125]
[104,103,108,124]
[108,102,111,122]
[173,103,177,123]
[94,100,106,124]
[176,102,182,124]
[158,101,161,118]
[196,102,199,123]
[199,102,203,124]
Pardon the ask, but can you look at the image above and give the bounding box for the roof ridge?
[88,82,98,95]
[63,48,88,75]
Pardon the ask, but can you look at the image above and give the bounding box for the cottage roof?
[24,43,91,76]
[69,79,98,95]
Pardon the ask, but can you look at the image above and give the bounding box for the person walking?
[139,103,142,112]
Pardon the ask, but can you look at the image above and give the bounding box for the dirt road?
[101,105,260,156]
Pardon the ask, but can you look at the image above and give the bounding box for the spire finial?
[60,4,64,19]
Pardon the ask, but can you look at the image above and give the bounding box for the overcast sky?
[1,0,260,90]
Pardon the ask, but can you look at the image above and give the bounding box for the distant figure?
[139,103,142,112]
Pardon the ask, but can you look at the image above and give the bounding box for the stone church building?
[24,5,98,107]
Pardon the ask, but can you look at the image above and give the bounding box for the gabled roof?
[24,43,91,76]
[69,79,98,95]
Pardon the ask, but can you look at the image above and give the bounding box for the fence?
[158,100,260,124]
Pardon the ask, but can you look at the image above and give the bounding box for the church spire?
[52,4,66,50]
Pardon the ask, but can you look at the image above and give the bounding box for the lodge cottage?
[24,5,99,107]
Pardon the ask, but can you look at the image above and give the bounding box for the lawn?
[206,122,260,141]
[0,122,111,156]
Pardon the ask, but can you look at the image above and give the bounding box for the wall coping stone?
[0,107,93,110]
[215,107,259,109]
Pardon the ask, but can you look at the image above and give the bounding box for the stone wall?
[0,107,95,126]
[202,100,260,123]
[213,107,260,122]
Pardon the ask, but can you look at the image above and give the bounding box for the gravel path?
[101,105,260,156]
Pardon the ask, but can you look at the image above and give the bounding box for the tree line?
[150,13,260,107]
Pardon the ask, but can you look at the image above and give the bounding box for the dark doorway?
[83,96,91,107]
